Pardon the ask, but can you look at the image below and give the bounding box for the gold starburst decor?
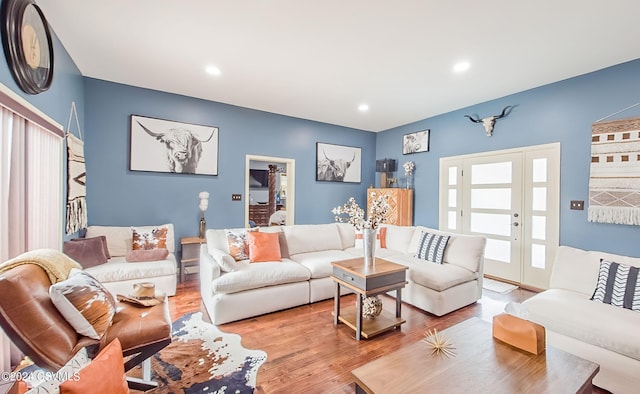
[423,329,456,358]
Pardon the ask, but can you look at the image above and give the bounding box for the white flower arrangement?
[403,161,415,176]
[199,191,209,213]
[332,191,390,230]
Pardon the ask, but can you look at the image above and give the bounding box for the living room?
[1,1,639,393]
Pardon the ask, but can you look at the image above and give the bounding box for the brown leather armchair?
[0,264,172,390]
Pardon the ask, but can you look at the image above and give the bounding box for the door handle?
[513,222,519,227]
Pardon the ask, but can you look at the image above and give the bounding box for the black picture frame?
[402,129,430,154]
[316,142,362,183]
[130,114,219,175]
[1,0,54,94]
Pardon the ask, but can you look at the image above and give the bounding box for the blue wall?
[0,0,85,240]
[376,58,640,257]
[83,79,376,242]
[0,1,638,258]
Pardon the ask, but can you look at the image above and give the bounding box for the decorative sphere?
[362,295,383,319]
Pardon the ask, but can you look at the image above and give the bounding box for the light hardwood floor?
[169,278,608,393]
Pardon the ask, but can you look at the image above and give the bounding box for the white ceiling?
[36,0,640,132]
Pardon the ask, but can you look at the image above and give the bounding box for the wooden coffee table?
[331,258,408,340]
[351,317,600,393]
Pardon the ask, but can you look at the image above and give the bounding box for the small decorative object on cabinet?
[180,236,205,282]
[198,191,209,238]
[367,188,413,225]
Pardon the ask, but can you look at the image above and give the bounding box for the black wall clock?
[1,0,54,94]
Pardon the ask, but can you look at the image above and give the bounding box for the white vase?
[363,228,377,267]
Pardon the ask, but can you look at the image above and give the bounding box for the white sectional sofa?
[522,246,640,394]
[200,223,486,325]
[80,224,178,297]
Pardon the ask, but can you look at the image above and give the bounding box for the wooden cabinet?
[368,188,413,226]
[249,204,270,227]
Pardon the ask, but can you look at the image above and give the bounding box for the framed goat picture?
[316,142,362,183]
[130,115,219,175]
[402,129,430,154]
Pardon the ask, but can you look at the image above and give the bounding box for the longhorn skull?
[464,105,514,137]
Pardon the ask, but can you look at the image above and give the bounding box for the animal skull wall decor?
[464,105,515,137]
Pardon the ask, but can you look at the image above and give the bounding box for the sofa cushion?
[225,228,258,261]
[382,224,416,253]
[591,259,640,311]
[336,222,356,249]
[84,255,177,284]
[70,235,111,258]
[401,256,477,291]
[524,288,640,361]
[211,261,310,294]
[125,248,169,262]
[86,224,175,256]
[49,269,116,340]
[132,225,168,250]
[290,250,357,279]
[409,226,485,272]
[63,237,110,268]
[247,231,282,263]
[257,227,290,258]
[59,338,128,394]
[414,231,450,264]
[551,246,640,297]
[284,224,344,255]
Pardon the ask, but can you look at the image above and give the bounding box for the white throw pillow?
[49,269,116,339]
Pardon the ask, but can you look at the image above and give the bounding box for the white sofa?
[200,223,486,324]
[522,246,640,393]
[81,224,178,297]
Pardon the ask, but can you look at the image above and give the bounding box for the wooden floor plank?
[169,279,609,393]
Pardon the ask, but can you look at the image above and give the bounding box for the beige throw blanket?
[588,117,640,225]
[0,249,82,284]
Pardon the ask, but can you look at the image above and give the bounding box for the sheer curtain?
[0,103,63,372]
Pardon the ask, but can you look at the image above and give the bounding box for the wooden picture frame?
[130,115,219,175]
[316,142,362,183]
[402,129,430,154]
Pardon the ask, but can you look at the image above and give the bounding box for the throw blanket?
[66,133,88,234]
[0,249,82,284]
[588,117,640,225]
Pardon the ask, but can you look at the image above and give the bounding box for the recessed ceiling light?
[358,104,369,112]
[453,61,470,73]
[205,65,221,76]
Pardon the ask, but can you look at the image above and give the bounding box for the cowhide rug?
[145,312,267,393]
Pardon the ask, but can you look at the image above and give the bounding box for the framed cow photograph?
[130,115,219,175]
[402,129,430,154]
[316,142,361,183]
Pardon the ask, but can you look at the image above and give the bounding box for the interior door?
[440,143,559,289]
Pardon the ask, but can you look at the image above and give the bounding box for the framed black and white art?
[316,142,361,183]
[130,115,219,175]
[402,129,430,154]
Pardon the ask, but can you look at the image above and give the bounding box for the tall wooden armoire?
[367,188,413,225]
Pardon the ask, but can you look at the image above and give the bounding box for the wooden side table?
[331,258,408,340]
[179,236,205,282]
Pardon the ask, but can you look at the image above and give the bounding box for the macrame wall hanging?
[588,103,640,226]
[65,102,88,234]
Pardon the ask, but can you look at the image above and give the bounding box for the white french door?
[440,143,560,289]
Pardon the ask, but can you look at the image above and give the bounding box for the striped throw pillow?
[591,259,640,312]
[414,231,450,264]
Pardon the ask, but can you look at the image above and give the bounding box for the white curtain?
[0,105,63,372]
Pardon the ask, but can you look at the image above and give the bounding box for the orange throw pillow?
[59,338,129,394]
[247,231,282,263]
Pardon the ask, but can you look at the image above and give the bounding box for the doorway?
[245,155,295,227]
[439,143,560,289]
